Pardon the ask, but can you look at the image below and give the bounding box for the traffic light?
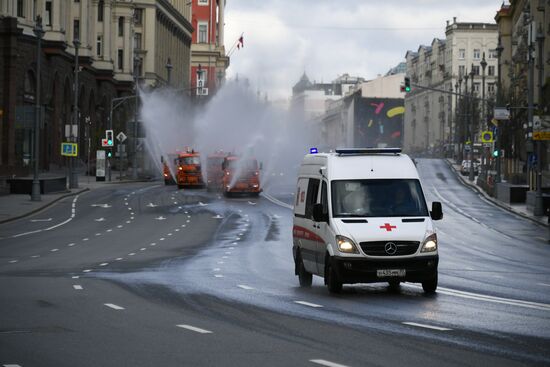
[404,77,411,92]
[106,130,114,147]
[493,149,499,157]
[107,151,112,158]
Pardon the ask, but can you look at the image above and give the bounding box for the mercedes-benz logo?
[384,242,397,255]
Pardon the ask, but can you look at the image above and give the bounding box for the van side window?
[321,181,328,214]
[305,179,320,219]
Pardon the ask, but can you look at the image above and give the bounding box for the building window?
[96,35,103,56]
[73,19,80,41]
[488,83,495,94]
[458,48,465,60]
[134,9,143,26]
[98,0,104,22]
[45,1,52,26]
[74,0,79,2]
[118,49,123,70]
[198,22,208,43]
[488,65,495,76]
[488,49,497,59]
[17,0,24,17]
[134,33,142,50]
[474,83,480,93]
[472,65,480,75]
[118,17,124,36]
[458,65,465,77]
[473,49,480,59]
[197,69,207,88]
[198,0,208,5]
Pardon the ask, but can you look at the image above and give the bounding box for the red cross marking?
[380,223,397,232]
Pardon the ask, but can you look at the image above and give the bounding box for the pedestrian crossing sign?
[481,131,493,143]
[61,142,78,157]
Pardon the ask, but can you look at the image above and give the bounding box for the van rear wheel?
[297,256,312,287]
[326,259,342,294]
[388,280,401,290]
[422,274,438,294]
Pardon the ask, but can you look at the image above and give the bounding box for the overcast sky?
[224,0,500,100]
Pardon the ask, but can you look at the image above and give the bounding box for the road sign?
[494,107,510,120]
[61,143,78,157]
[533,131,550,140]
[481,131,494,143]
[96,150,106,181]
[116,132,127,143]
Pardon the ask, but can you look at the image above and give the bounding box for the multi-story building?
[404,18,498,157]
[0,0,192,175]
[495,0,549,213]
[190,0,229,98]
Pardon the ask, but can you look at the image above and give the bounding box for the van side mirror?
[430,201,443,220]
[312,203,328,222]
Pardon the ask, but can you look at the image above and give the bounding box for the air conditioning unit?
[196,88,209,96]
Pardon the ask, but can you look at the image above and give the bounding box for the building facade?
[404,19,498,157]
[0,0,192,176]
[190,0,229,98]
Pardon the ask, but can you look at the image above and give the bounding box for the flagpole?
[227,32,244,57]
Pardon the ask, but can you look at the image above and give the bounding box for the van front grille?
[359,241,420,256]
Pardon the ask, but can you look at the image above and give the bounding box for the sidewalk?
[445,159,548,227]
[0,172,156,224]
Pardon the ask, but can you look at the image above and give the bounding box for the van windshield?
[331,179,429,217]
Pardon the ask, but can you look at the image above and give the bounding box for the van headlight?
[336,235,359,254]
[420,233,437,253]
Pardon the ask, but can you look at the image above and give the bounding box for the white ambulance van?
[292,148,442,294]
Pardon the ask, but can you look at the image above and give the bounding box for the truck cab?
[222,155,262,197]
[176,150,204,189]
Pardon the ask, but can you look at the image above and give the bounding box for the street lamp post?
[480,53,488,179]
[70,39,80,189]
[495,38,504,184]
[132,56,140,179]
[31,16,44,201]
[534,25,545,216]
[454,79,460,161]
[463,72,469,166]
[165,57,172,87]
[469,66,475,182]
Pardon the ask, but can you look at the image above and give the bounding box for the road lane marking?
[99,263,109,266]
[222,256,228,259]
[126,221,131,224]
[83,238,89,241]
[175,229,180,232]
[181,225,186,227]
[115,258,123,261]
[309,359,350,367]
[238,285,254,290]
[167,233,173,236]
[155,216,166,220]
[160,238,165,241]
[83,269,92,273]
[3,364,23,367]
[95,233,101,236]
[225,252,231,255]
[67,243,75,247]
[537,283,550,287]
[217,261,224,264]
[130,217,134,220]
[128,253,136,256]
[50,249,59,252]
[140,248,146,251]
[213,268,220,271]
[106,229,112,232]
[95,218,106,222]
[294,301,323,308]
[402,322,452,331]
[104,303,125,310]
[214,274,224,278]
[176,324,212,334]
[73,285,83,290]
[31,255,40,258]
[186,220,190,223]
[150,243,157,246]
[117,225,123,228]
[8,260,18,264]
[432,286,550,311]
[72,276,80,279]
[12,229,43,237]
[30,218,52,222]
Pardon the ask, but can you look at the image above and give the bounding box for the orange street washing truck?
[176,150,204,189]
[206,151,226,191]
[161,153,178,185]
[221,155,262,197]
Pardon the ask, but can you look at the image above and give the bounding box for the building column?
[90,0,97,57]
[218,0,224,47]
[124,16,131,72]
[103,0,111,63]
[80,0,88,44]
[51,0,61,30]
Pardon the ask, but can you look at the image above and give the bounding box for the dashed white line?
[126,221,131,224]
[217,261,224,264]
[83,238,89,241]
[83,269,92,273]
[106,229,113,232]
[181,225,186,228]
[237,285,254,290]
[176,324,212,334]
[72,276,80,279]
[167,233,173,236]
[402,322,452,331]
[31,255,40,258]
[294,301,323,308]
[67,243,75,247]
[104,303,125,310]
[213,268,221,271]
[150,243,157,246]
[214,274,224,278]
[117,225,123,228]
[99,263,109,267]
[130,217,134,220]
[175,229,180,232]
[186,220,190,223]
[50,248,59,252]
[140,248,146,251]
[115,258,123,261]
[310,359,350,367]
[128,253,136,256]
[3,364,23,367]
[95,233,101,236]
[73,285,83,290]
[8,260,18,264]
[160,238,165,241]
[537,283,550,287]
[222,256,228,259]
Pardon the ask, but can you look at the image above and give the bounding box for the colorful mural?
[353,97,404,148]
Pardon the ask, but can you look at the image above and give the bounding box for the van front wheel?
[326,259,342,294]
[422,274,438,294]
[297,256,312,287]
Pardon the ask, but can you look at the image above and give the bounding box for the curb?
[445,160,547,227]
[0,188,90,225]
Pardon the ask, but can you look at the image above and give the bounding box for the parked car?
[460,159,480,176]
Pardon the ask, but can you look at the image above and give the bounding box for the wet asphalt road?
[0,159,549,367]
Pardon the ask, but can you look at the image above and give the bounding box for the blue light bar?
[309,147,318,154]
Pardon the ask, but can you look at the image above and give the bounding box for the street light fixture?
[463,72,469,164]
[70,38,80,189]
[132,55,141,179]
[495,38,504,184]
[480,53,488,180]
[31,16,45,201]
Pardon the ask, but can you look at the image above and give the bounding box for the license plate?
[377,269,406,277]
